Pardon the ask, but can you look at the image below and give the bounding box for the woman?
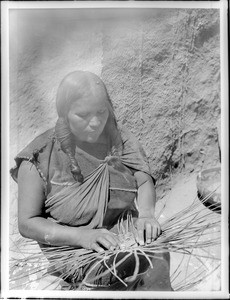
[11,71,172,290]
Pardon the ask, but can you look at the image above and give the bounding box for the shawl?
[10,125,154,229]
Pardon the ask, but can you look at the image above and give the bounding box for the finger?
[133,228,140,244]
[145,223,152,244]
[100,230,121,246]
[91,242,104,253]
[151,226,158,240]
[110,232,122,245]
[105,234,120,249]
[155,225,160,237]
[97,236,113,250]
[153,221,161,237]
[137,229,144,246]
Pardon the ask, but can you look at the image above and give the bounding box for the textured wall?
[10,8,220,206]
[101,9,220,193]
[10,10,104,163]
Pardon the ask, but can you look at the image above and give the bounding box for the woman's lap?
[45,213,172,291]
[46,250,172,291]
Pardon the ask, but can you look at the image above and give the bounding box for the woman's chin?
[85,134,100,143]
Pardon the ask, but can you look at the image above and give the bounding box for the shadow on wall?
[9,8,221,196]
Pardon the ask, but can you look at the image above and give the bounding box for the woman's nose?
[89,116,101,128]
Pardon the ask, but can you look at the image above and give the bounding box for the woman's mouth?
[88,127,101,133]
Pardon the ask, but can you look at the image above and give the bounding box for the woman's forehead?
[74,74,107,98]
[70,91,108,110]
[56,71,111,117]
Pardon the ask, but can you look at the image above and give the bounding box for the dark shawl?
[10,125,155,229]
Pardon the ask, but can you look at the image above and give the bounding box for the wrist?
[138,207,155,219]
[64,226,84,247]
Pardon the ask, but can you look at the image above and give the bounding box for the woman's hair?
[55,71,124,182]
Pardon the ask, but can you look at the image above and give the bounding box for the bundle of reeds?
[9,190,221,291]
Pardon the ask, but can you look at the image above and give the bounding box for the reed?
[9,191,221,291]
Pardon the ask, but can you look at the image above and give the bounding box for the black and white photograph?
[1,1,228,298]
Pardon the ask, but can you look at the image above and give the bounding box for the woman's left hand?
[134,216,161,245]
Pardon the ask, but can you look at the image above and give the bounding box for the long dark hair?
[55,71,124,182]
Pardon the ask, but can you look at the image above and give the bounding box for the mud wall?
[9,8,220,206]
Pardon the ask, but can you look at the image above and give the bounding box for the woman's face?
[67,93,109,143]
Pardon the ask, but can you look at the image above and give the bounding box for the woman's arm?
[18,161,120,252]
[134,171,161,245]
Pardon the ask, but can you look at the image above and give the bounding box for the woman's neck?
[74,133,110,160]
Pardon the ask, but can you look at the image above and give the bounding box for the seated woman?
[10,71,172,291]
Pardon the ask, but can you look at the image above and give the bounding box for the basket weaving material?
[10,190,221,291]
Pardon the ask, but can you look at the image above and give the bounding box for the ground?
[140,172,221,291]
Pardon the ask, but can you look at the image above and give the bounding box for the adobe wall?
[9,8,220,211]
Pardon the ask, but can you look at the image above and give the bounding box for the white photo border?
[1,1,229,299]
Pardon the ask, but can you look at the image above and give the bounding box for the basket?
[197,167,221,213]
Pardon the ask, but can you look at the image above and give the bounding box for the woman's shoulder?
[118,124,142,148]
[10,128,56,188]
[22,128,56,152]
[117,123,156,183]
[16,128,55,159]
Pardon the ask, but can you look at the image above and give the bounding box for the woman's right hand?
[17,162,121,252]
[78,228,121,253]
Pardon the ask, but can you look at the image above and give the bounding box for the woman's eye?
[98,109,106,114]
[76,113,89,118]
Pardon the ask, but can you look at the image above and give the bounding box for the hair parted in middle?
[55,70,126,183]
